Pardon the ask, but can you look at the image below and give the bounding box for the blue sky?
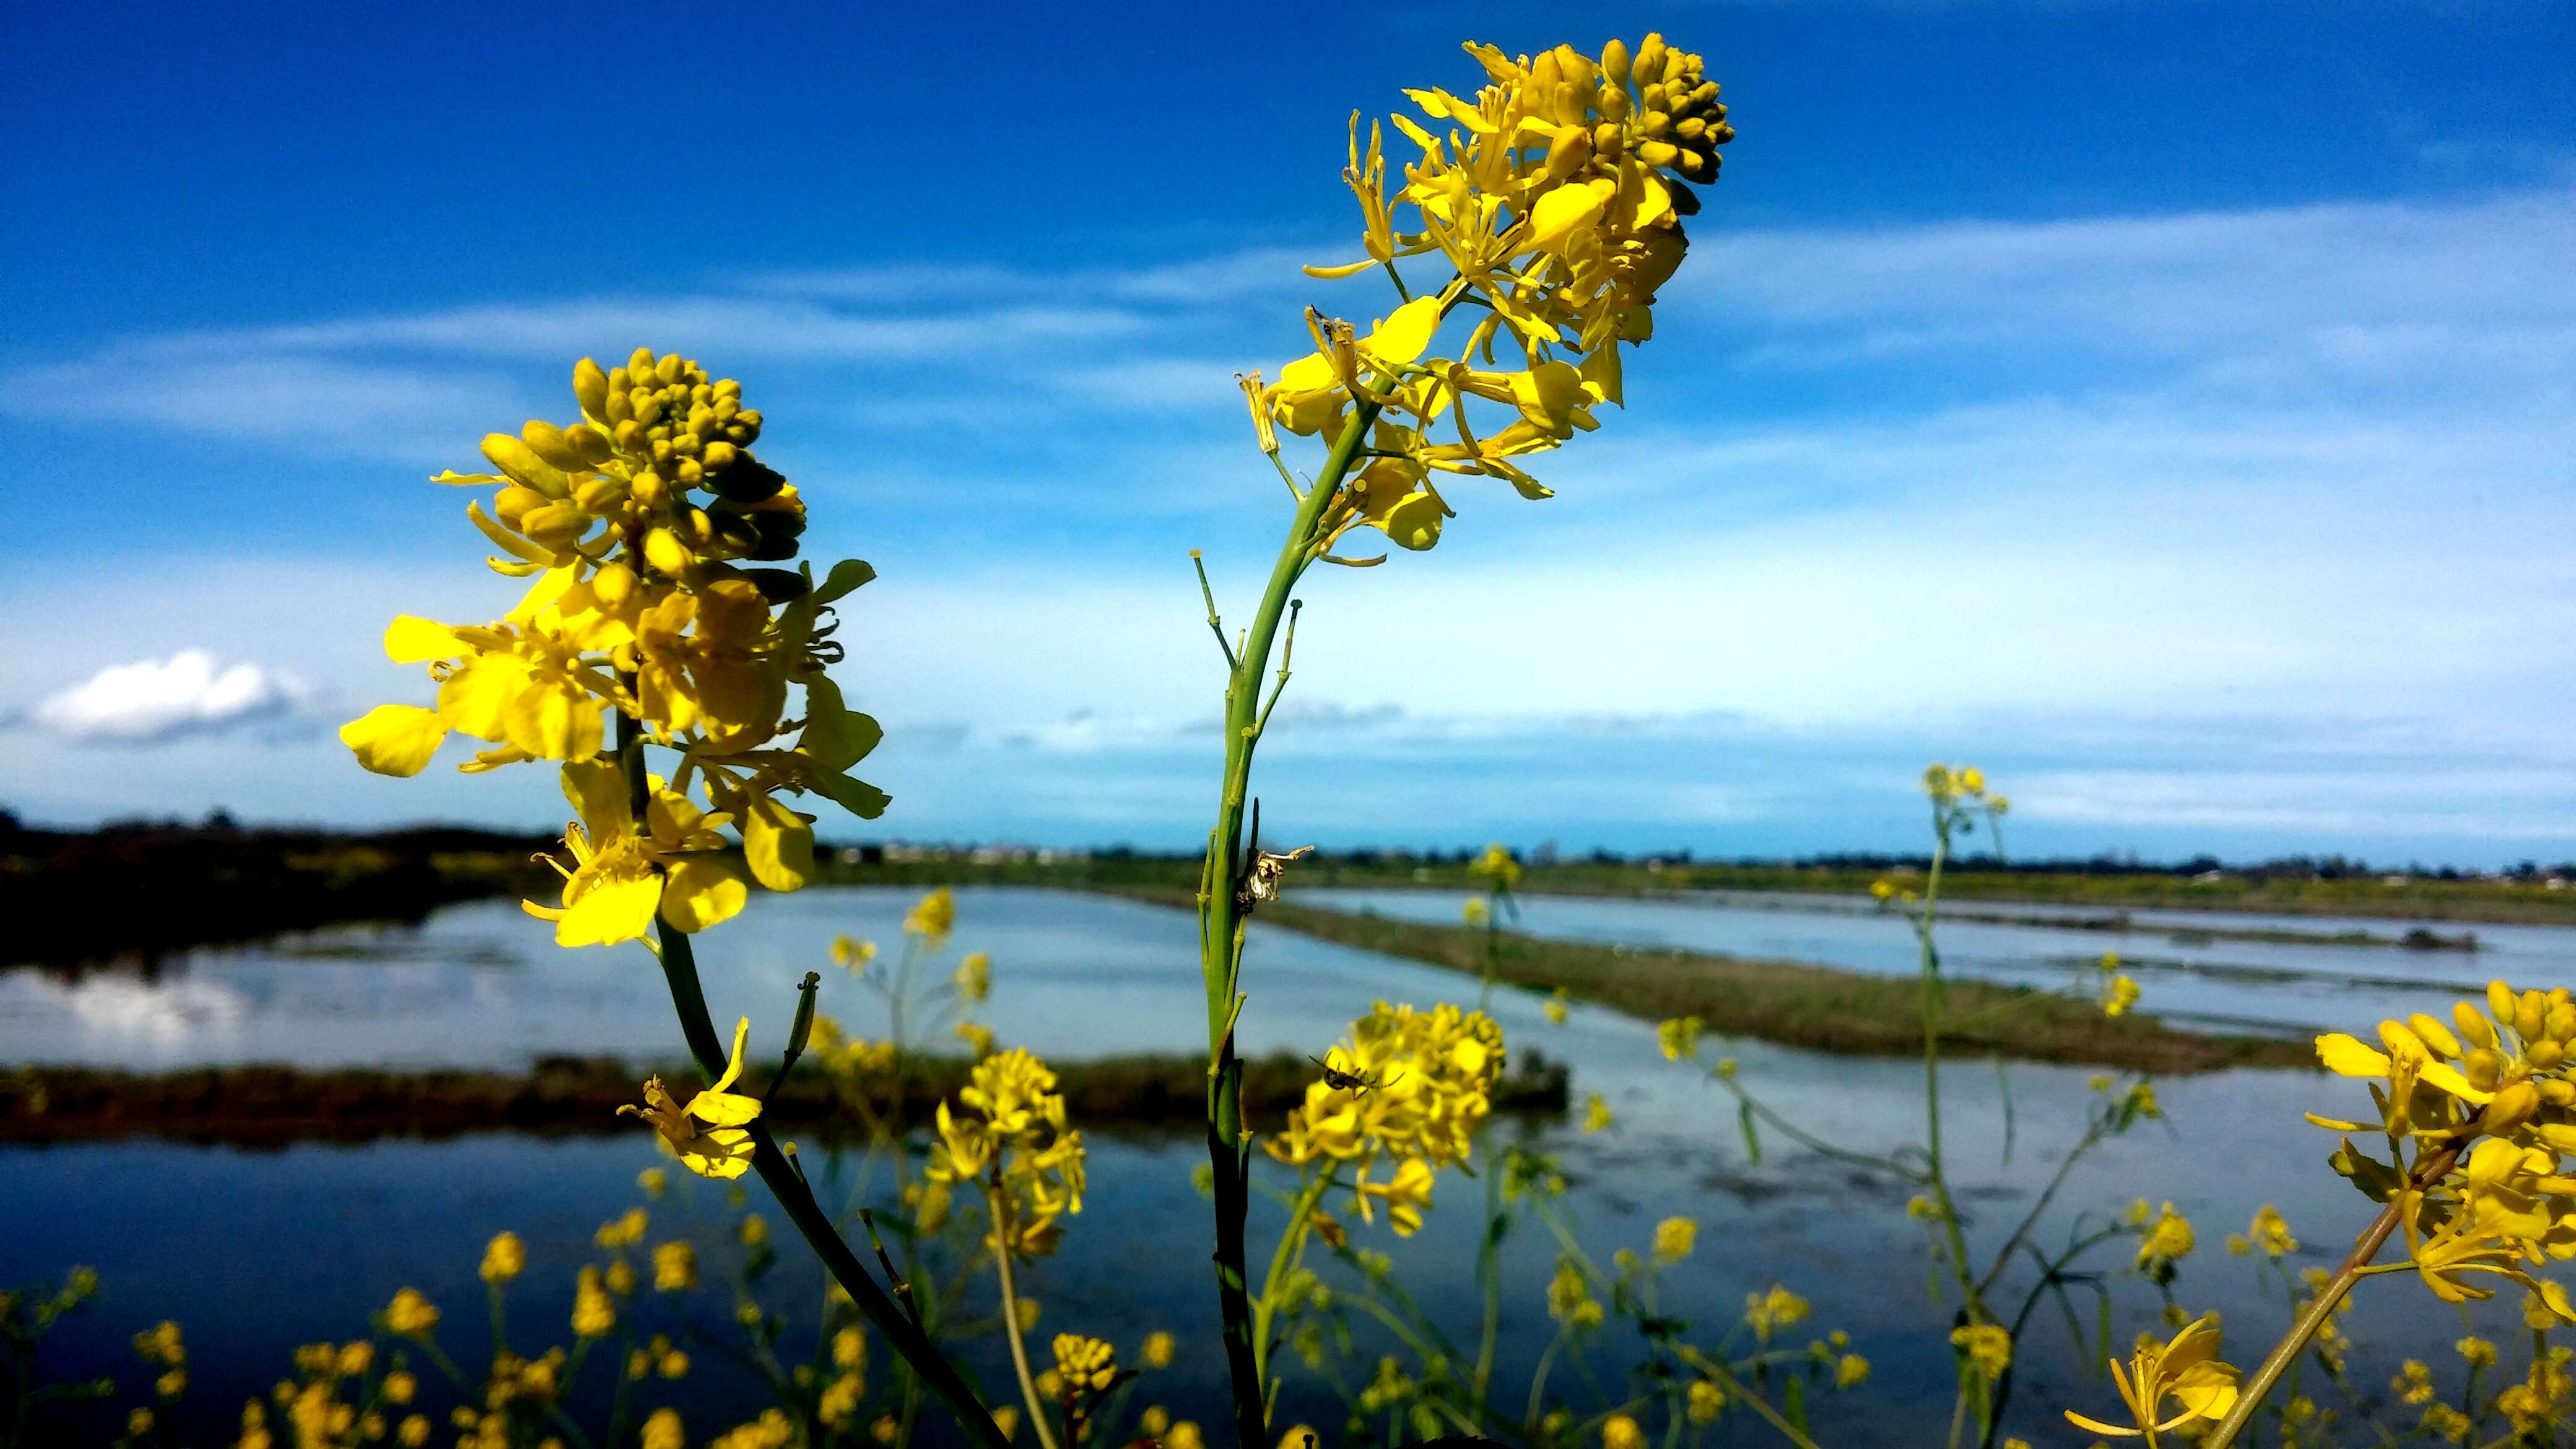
[4,0,2572,864]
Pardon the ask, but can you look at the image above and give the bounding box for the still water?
[0,886,2507,1443]
[1302,887,2574,1035]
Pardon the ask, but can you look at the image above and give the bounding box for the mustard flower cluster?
[923,1048,1088,1258]
[339,352,887,948]
[2312,980,2576,1318]
[1267,1001,1505,1235]
[1250,35,1729,554]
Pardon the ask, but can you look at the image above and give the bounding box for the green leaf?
[812,768,892,820]
[799,676,883,772]
[811,557,877,606]
[1738,1101,1762,1165]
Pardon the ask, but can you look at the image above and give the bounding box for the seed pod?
[742,567,809,603]
[573,359,612,422]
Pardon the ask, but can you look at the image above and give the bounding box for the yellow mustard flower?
[1600,1412,1645,1449]
[641,1409,685,1449]
[2066,1313,2240,1440]
[2136,1201,2196,1276]
[619,1016,763,1180]
[479,1231,525,1284]
[523,759,746,947]
[572,1266,616,1338]
[1140,1331,1176,1369]
[905,887,957,943]
[1744,1284,1808,1342]
[954,951,992,1003]
[1052,1334,1116,1398]
[652,1240,697,1292]
[1952,1323,2012,1381]
[1582,1092,1614,1133]
[383,1289,439,1336]
[1686,1380,1723,1424]
[1543,988,1569,1024]
[1835,1353,1871,1389]
[1657,1015,1704,1061]
[925,1048,1086,1259]
[1651,1216,1697,1264]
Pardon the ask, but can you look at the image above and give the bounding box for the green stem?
[617,713,1009,1449]
[1915,825,1984,1321]
[986,1185,1062,1449]
[2201,1146,2457,1449]
[1200,397,1382,1448]
[1250,1172,1334,1393]
[1472,1154,1504,1401]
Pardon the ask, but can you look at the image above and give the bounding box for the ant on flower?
[1309,1056,1403,1097]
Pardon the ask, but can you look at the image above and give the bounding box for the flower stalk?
[620,711,1011,1449]
[2200,1143,2460,1448]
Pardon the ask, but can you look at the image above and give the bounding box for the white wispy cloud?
[29,651,305,744]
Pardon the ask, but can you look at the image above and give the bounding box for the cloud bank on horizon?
[4,2,2570,866]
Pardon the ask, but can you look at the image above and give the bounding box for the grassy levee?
[1102,887,2315,1074]
[0,1050,1570,1147]
[808,854,2576,928]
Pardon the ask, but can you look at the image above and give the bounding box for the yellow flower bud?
[2456,1001,2498,1050]
[2483,1081,2541,1135]
[643,528,694,577]
[2488,980,2516,1022]
[1601,37,1632,85]
[573,359,611,420]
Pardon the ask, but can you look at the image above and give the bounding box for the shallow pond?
[1301,887,2567,1035]
[0,886,2510,1443]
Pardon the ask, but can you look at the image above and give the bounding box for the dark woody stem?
[614,705,1011,1449]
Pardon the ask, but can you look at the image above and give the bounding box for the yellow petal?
[679,1128,754,1180]
[1276,352,1338,393]
[339,705,448,778]
[2315,1033,2392,1077]
[708,1016,753,1094]
[1363,296,1443,368]
[437,654,529,741]
[2060,1413,2143,1438]
[1380,492,1445,552]
[1524,183,1608,254]
[688,1089,762,1129]
[556,870,663,948]
[508,565,581,626]
[742,794,816,892]
[383,617,464,664]
[659,858,747,934]
[505,676,601,760]
[559,759,633,838]
[2421,1060,2495,1105]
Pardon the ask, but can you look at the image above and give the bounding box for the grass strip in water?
[0,1050,1569,1147]
[1107,889,2317,1075]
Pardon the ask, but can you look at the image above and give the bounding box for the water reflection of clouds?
[57,973,246,1043]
